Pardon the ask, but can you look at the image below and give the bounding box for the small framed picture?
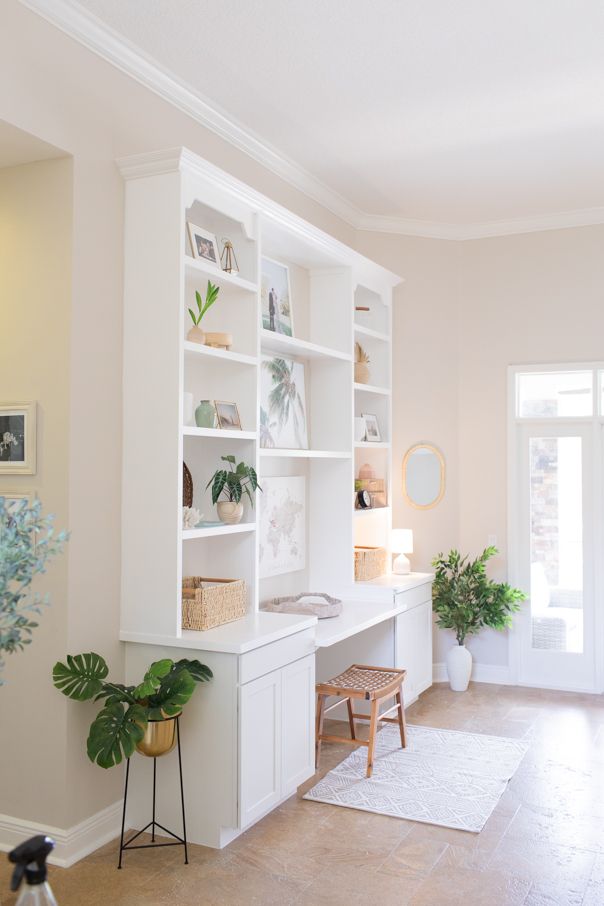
[215,401,242,430]
[187,222,220,268]
[0,402,37,474]
[362,413,381,442]
[261,257,294,337]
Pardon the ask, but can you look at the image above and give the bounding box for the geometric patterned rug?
[303,725,528,833]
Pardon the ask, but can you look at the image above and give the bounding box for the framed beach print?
[261,257,294,337]
[260,356,308,449]
[0,402,36,474]
[215,401,242,430]
[362,413,381,442]
[187,222,220,269]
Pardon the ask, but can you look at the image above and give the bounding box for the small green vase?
[195,400,216,429]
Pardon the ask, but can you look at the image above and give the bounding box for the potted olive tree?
[53,652,212,766]
[431,546,526,692]
[1,497,67,682]
[207,455,261,524]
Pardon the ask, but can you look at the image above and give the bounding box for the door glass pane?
[518,371,592,417]
[529,436,583,653]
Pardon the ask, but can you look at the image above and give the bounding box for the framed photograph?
[187,222,220,268]
[362,413,381,442]
[215,400,242,430]
[261,257,294,337]
[260,356,308,449]
[259,476,306,578]
[0,402,37,474]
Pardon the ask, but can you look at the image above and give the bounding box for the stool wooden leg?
[366,700,379,778]
[315,693,327,769]
[396,690,407,748]
[346,697,356,740]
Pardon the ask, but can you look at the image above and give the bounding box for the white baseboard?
[0,801,122,868]
[433,662,513,686]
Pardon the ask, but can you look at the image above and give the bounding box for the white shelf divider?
[354,324,390,343]
[354,441,391,449]
[260,329,352,362]
[354,382,391,396]
[183,341,257,367]
[183,426,257,440]
[182,522,257,540]
[184,256,258,294]
[259,448,352,460]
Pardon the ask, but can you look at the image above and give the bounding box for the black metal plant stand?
[118,715,188,868]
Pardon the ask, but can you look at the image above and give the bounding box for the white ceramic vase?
[446,644,472,692]
[217,501,244,525]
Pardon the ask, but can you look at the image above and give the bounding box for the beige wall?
[457,226,604,667]
[0,158,73,826]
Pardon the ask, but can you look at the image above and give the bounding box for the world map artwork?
[259,476,306,578]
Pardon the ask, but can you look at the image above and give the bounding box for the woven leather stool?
[315,664,407,778]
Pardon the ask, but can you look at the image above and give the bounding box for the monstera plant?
[52,652,212,768]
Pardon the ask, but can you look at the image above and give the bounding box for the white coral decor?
[182,506,202,530]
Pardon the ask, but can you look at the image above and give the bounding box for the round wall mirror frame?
[402,443,445,510]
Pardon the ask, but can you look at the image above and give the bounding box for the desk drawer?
[239,629,315,685]
[395,583,432,612]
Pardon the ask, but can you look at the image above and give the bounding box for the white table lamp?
[391,529,413,575]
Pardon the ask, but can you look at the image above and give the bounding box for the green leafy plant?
[188,280,220,326]
[52,652,212,768]
[1,497,68,682]
[431,547,526,646]
[206,455,261,507]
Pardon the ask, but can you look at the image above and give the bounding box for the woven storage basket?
[182,577,246,631]
[354,546,387,581]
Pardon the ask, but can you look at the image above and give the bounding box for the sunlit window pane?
[517,371,593,418]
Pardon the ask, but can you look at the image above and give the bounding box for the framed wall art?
[0,401,37,474]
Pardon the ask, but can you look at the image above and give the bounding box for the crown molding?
[20,0,604,243]
[19,0,363,228]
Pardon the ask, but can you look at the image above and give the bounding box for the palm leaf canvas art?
[260,355,308,449]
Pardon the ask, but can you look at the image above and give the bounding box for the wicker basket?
[182,577,246,631]
[354,546,387,581]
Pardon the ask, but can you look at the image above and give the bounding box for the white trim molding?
[19,0,604,241]
[433,662,513,686]
[0,801,122,868]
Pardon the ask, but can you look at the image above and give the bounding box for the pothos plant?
[52,652,213,768]
[206,455,261,507]
[0,497,67,682]
[188,280,220,328]
[431,546,526,646]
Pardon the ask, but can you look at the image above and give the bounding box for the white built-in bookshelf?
[118,148,400,643]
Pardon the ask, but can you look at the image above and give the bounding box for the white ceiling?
[0,120,66,169]
[22,0,604,236]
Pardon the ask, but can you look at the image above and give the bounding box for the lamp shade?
[391,529,413,554]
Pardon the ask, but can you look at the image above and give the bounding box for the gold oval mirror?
[402,443,445,510]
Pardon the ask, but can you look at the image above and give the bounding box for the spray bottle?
[8,835,58,905]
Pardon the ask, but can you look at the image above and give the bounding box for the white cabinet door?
[281,654,315,795]
[395,598,433,702]
[239,669,282,829]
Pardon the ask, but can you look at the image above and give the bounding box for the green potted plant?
[1,497,67,683]
[52,652,212,766]
[207,455,261,525]
[431,546,526,692]
[187,280,220,345]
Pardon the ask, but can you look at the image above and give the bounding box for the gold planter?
[136,717,179,758]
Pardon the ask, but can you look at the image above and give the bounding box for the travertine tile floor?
[3,682,604,905]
